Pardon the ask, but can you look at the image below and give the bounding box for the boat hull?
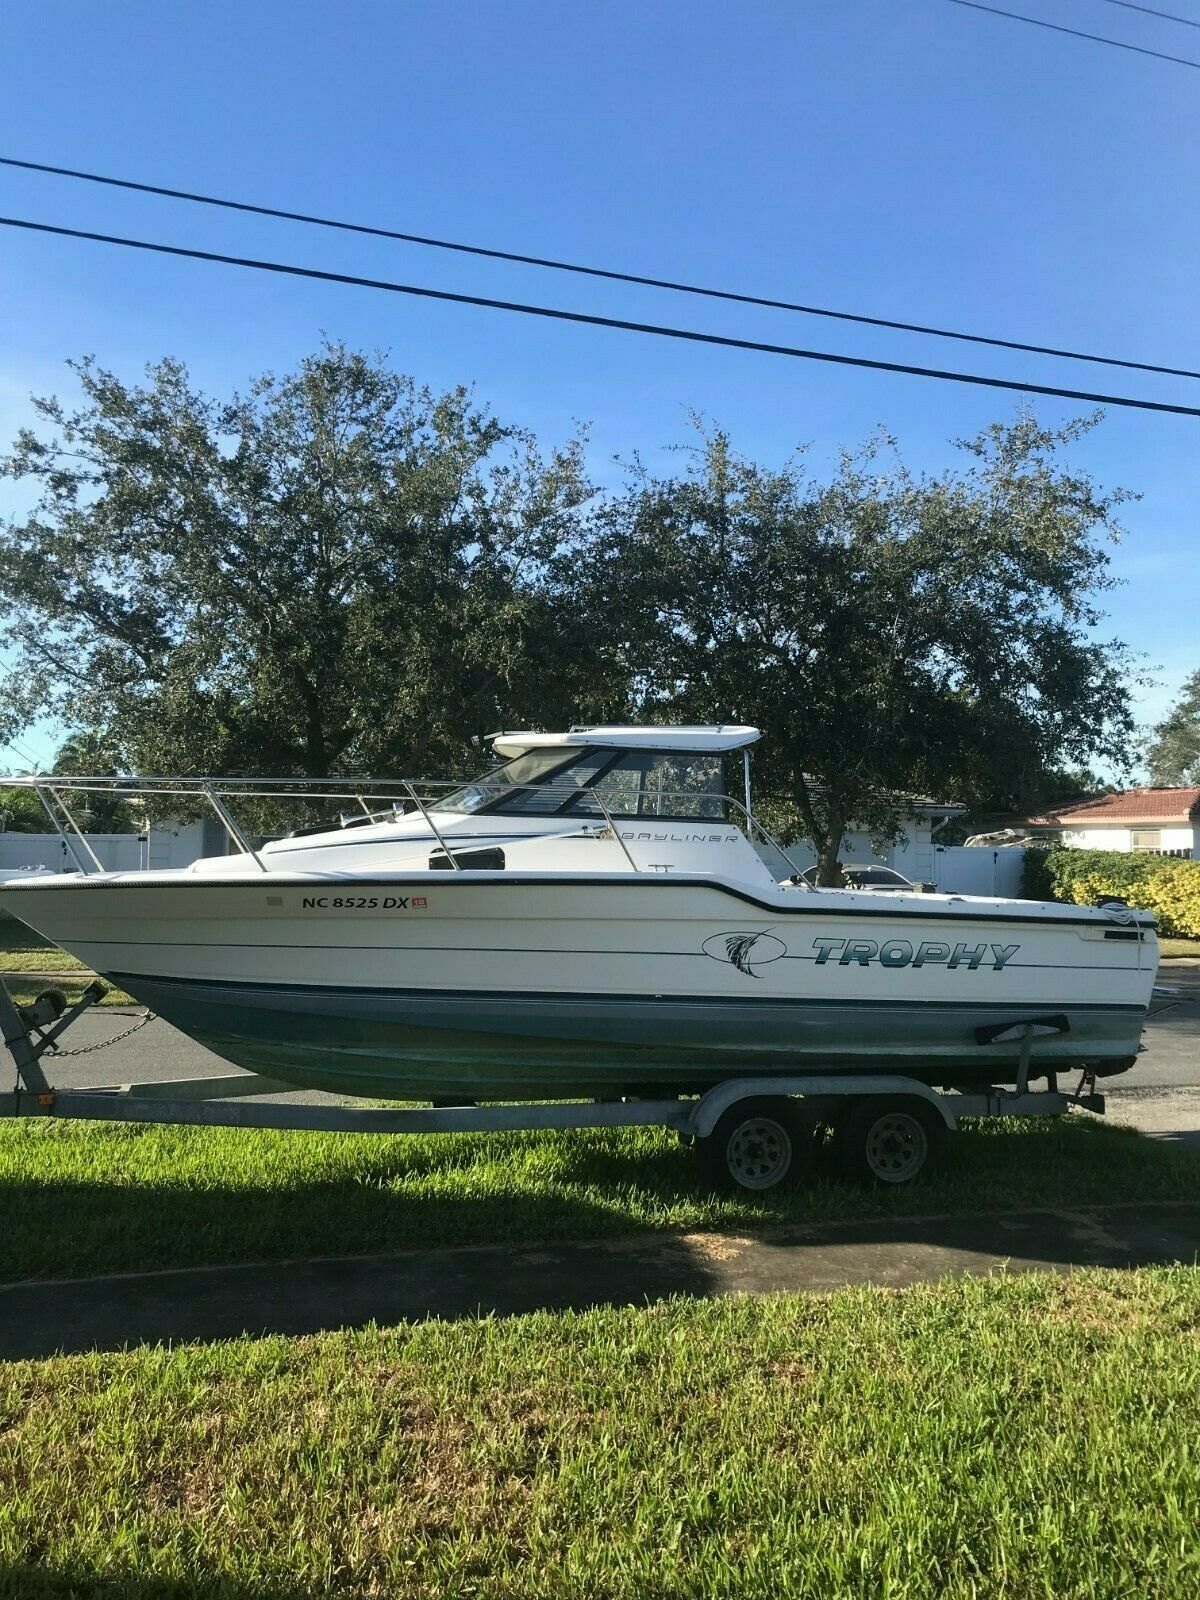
[0,873,1156,1100]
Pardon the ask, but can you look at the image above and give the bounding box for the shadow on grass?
[3,1115,1198,1287]
[0,1567,318,1599]
[2,1115,1199,1359]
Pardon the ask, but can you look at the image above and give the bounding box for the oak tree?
[0,344,613,780]
[1147,669,1200,786]
[594,416,1139,881]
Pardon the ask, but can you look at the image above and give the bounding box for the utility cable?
[2,213,1198,416]
[946,0,1200,67]
[1,154,1197,382]
[1097,0,1200,29]
[0,740,40,770]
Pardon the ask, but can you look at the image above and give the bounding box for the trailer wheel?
[697,1097,806,1193]
[836,1097,945,1186]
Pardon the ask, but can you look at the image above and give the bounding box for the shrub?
[1022,847,1053,901]
[0,787,50,833]
[1033,847,1200,938]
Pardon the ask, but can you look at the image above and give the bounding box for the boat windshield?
[441,746,733,819]
[440,748,584,814]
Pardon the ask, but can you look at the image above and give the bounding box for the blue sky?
[1,0,1196,773]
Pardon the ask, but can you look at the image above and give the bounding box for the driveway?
[1101,963,1200,1149]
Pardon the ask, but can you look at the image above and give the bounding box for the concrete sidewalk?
[4,1202,1198,1360]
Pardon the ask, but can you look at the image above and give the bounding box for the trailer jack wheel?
[697,1097,807,1194]
[836,1097,945,1186]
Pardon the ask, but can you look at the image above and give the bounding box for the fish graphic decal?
[725,933,761,976]
[702,930,787,978]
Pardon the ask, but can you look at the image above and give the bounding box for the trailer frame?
[1,978,1106,1189]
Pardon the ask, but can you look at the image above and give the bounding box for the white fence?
[755,838,1033,896]
[932,845,1028,898]
[0,832,144,875]
[3,821,1033,898]
[0,820,210,877]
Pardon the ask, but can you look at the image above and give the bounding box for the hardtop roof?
[490,725,761,758]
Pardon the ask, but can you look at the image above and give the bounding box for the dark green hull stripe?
[102,970,1146,1101]
[107,973,1144,1015]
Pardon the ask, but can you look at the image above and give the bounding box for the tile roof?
[1052,787,1200,825]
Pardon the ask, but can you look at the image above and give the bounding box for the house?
[1047,787,1200,860]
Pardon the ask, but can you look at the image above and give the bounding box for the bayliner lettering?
[301,895,428,910]
[621,830,731,844]
[811,937,1019,971]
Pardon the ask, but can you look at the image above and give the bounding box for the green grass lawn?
[3,1112,1198,1284]
[2,1267,1198,1598]
[0,917,87,972]
[1,977,134,1008]
[0,947,88,973]
[1158,936,1200,959]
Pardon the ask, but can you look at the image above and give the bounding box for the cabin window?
[569,751,730,820]
[443,745,735,819]
[1130,828,1162,854]
[485,749,617,814]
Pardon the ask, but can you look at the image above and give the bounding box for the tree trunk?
[814,809,846,887]
[298,681,332,779]
[790,769,846,888]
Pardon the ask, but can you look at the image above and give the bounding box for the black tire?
[696,1097,808,1193]
[834,1096,946,1186]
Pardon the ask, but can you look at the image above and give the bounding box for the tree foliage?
[0,344,624,779]
[1147,669,1200,786]
[49,731,136,831]
[0,351,1142,883]
[0,786,49,833]
[590,417,1139,879]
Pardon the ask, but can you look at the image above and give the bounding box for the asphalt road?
[16,965,1199,1144]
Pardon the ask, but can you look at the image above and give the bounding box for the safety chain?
[45,1010,158,1057]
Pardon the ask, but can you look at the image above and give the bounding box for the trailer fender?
[688,1075,960,1140]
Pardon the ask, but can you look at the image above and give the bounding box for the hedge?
[1023,847,1200,939]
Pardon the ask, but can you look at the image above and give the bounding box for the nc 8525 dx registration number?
[300,895,428,910]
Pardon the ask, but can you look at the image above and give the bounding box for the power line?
[2,212,1199,416]
[1097,0,1200,29]
[1,738,42,770]
[946,0,1200,67]
[1,156,1197,384]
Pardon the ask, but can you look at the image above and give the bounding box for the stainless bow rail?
[0,772,810,881]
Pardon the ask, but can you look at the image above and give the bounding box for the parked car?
[799,863,915,892]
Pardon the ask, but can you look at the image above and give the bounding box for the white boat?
[0,726,1157,1102]
[0,864,52,883]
